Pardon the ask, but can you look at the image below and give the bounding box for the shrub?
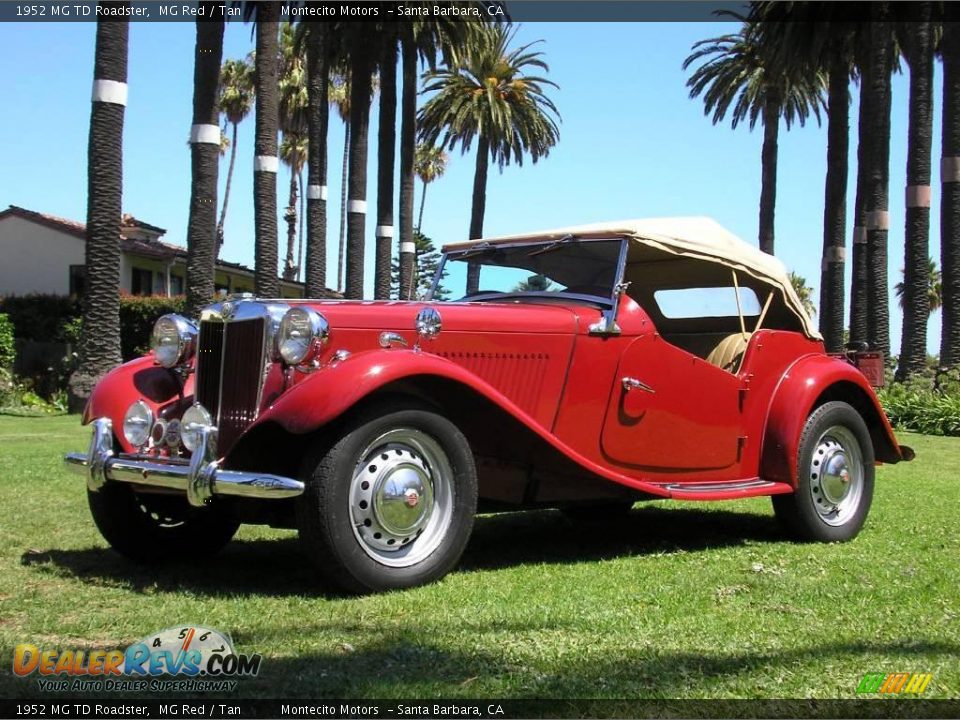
[0,314,14,370]
[0,295,80,343]
[119,295,186,359]
[878,370,960,437]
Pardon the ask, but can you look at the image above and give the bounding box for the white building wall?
[0,216,84,296]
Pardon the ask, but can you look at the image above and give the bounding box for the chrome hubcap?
[809,425,863,526]
[349,428,453,567]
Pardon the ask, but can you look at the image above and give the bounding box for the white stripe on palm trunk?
[906,185,932,208]
[190,124,221,145]
[254,155,279,173]
[348,200,367,214]
[307,185,327,201]
[92,79,128,106]
[865,210,889,230]
[942,156,960,182]
[400,242,416,254]
[376,225,394,237]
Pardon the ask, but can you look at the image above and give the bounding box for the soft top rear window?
[654,287,761,319]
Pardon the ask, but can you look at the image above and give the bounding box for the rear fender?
[760,354,908,487]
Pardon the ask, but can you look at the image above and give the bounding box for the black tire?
[772,401,875,542]
[296,404,477,594]
[88,484,240,564]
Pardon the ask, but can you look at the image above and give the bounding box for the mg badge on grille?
[221,302,235,321]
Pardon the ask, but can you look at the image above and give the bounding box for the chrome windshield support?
[65,418,305,506]
[588,238,630,336]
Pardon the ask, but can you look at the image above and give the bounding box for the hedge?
[0,294,186,361]
[0,314,14,370]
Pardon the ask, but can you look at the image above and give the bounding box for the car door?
[600,333,743,472]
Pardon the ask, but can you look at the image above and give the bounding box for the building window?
[169,274,184,296]
[69,265,86,296]
[131,268,153,296]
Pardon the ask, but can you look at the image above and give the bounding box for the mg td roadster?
[66,218,913,593]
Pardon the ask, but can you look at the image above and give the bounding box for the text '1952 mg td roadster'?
[66,218,913,593]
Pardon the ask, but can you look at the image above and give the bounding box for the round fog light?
[123,400,153,448]
[181,404,213,453]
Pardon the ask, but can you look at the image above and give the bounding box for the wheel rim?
[349,428,454,567]
[808,425,864,527]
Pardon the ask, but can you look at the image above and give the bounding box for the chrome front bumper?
[64,417,305,507]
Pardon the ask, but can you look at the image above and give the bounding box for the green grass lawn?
[0,415,958,702]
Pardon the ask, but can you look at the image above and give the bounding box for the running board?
[653,478,794,501]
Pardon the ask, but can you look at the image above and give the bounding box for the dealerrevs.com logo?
[13,625,261,692]
[856,672,934,695]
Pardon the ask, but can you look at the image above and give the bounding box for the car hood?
[284,299,587,334]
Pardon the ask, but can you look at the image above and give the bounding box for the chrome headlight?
[122,399,153,448]
[278,307,329,365]
[151,314,197,368]
[181,404,213,453]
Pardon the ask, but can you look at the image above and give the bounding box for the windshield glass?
[428,238,623,302]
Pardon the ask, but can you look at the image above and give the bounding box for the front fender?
[239,349,674,498]
[248,349,547,436]
[760,354,908,487]
[82,356,187,453]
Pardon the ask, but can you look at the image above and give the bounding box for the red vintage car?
[66,218,913,593]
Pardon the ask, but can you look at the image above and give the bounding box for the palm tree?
[185,13,224,319]
[216,55,254,254]
[279,24,308,282]
[329,73,350,293]
[895,258,942,313]
[746,5,856,352]
[397,16,482,299]
[849,30,871,348]
[683,23,824,255]
[414,143,449,232]
[335,24,392,300]
[251,3,280,297]
[375,34,398,300]
[303,23,331,298]
[419,23,561,294]
[513,274,554,292]
[942,21,960,368]
[863,10,894,358]
[789,271,817,320]
[896,7,935,382]
[69,8,128,411]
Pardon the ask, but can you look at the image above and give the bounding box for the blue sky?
[0,19,943,353]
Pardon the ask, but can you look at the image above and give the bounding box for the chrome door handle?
[622,377,655,394]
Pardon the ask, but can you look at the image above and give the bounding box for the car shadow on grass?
[20,504,784,598]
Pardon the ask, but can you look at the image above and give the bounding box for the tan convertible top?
[444,217,820,340]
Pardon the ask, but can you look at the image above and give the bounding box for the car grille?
[195,318,266,455]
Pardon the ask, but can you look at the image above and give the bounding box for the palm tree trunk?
[297,169,305,282]
[283,167,298,280]
[898,11,933,382]
[819,53,849,354]
[305,24,329,298]
[865,13,893,358]
[942,22,960,367]
[70,7,128,411]
[345,41,373,300]
[186,11,224,318]
[758,95,779,256]
[338,125,349,293]
[850,51,871,347]
[216,121,239,257]
[398,37,417,300]
[417,181,427,233]
[466,135,491,295]
[253,3,280,297]
[375,40,397,300]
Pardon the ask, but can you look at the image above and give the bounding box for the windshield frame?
[426,236,629,309]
